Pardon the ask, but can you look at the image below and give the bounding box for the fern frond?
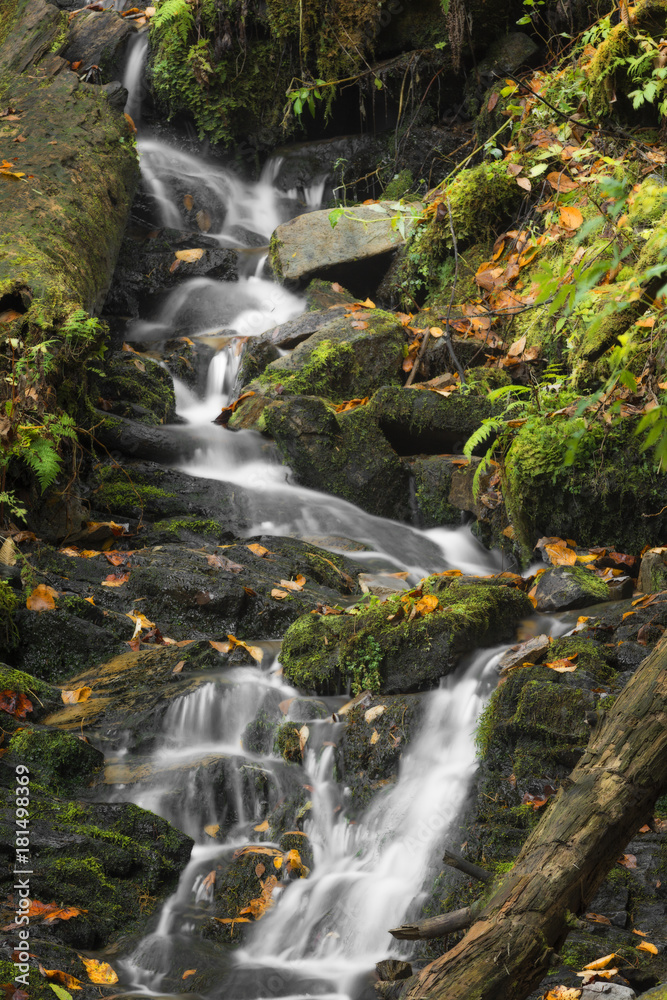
[486,384,531,403]
[463,416,505,459]
[22,436,62,492]
[472,444,495,499]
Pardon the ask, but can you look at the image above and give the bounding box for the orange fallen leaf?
[27,584,58,611]
[101,571,131,587]
[174,248,205,262]
[254,819,270,832]
[38,968,82,990]
[637,941,658,954]
[544,656,578,673]
[508,334,526,357]
[351,320,369,329]
[61,687,92,704]
[182,970,196,979]
[618,853,637,869]
[583,953,616,970]
[585,912,611,925]
[247,543,272,557]
[560,205,583,229]
[196,210,211,232]
[544,988,582,1000]
[353,298,375,309]
[633,928,648,936]
[413,594,439,616]
[172,660,185,674]
[183,194,194,211]
[78,958,118,985]
[0,691,33,720]
[547,171,579,192]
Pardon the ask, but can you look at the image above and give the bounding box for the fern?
[21,436,62,492]
[152,0,194,42]
[463,416,506,459]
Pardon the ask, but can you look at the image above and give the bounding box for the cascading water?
[104,77,545,1000]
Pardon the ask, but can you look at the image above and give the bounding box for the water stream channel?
[103,49,565,1000]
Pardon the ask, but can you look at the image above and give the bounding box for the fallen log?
[442,849,493,883]
[405,635,667,1000]
[389,906,474,941]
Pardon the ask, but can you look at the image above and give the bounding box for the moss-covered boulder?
[370,385,501,454]
[0,664,58,720]
[504,413,667,556]
[264,395,411,520]
[274,722,303,764]
[258,310,405,402]
[95,350,177,426]
[280,583,533,695]
[534,565,611,611]
[0,769,192,950]
[6,726,104,795]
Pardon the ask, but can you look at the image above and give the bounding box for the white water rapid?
[104,99,546,1000]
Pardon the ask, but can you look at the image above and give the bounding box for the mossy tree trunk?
[0,0,139,515]
[405,637,667,1000]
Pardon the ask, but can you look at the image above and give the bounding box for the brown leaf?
[0,691,33,719]
[246,543,272,557]
[61,687,92,704]
[487,91,499,112]
[585,912,612,925]
[507,334,527,357]
[544,656,578,672]
[101,571,131,587]
[516,176,532,192]
[546,171,579,192]
[351,320,369,329]
[182,970,197,980]
[618,853,637,869]
[26,584,58,611]
[271,588,290,599]
[206,553,244,572]
[209,639,232,653]
[183,194,194,211]
[196,210,211,232]
[560,205,583,230]
[172,660,185,674]
[38,967,82,990]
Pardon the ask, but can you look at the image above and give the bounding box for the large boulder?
[370,385,501,454]
[268,202,420,286]
[280,582,533,694]
[264,395,411,520]
[533,566,611,612]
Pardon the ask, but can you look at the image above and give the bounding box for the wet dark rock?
[304,277,357,311]
[533,565,611,612]
[16,535,361,648]
[103,226,238,319]
[61,10,137,81]
[264,395,411,521]
[163,335,216,393]
[91,410,197,463]
[281,582,533,695]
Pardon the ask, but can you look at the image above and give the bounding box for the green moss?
[274,722,302,763]
[0,580,18,650]
[49,10,69,53]
[152,517,228,542]
[242,711,276,755]
[0,664,52,696]
[384,170,416,200]
[546,636,616,684]
[8,727,102,794]
[504,410,667,554]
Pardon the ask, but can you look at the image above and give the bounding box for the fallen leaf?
[183,194,194,211]
[618,853,638,869]
[583,953,616,970]
[254,819,270,832]
[78,958,118,985]
[370,729,379,745]
[204,824,219,838]
[544,989,581,1000]
[508,334,527,357]
[196,209,211,232]
[633,928,648,936]
[26,584,58,611]
[182,970,196,980]
[0,691,33,719]
[585,912,612,925]
[38,968,82,990]
[560,205,583,229]
[174,248,205,263]
[517,176,532,192]
[101,571,130,587]
[60,687,92,704]
[545,656,578,672]
[298,725,309,752]
[206,553,244,572]
[354,298,375,309]
[172,660,185,674]
[413,594,440,616]
[271,588,289,599]
[547,171,579,192]
[247,543,272,557]
[351,320,369,329]
[637,941,658,954]
[365,705,386,723]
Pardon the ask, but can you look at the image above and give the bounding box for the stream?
[104,45,560,1000]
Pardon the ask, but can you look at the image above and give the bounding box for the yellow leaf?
[279,577,305,592]
[183,194,194,211]
[209,639,232,652]
[354,298,376,309]
[271,588,290,599]
[429,326,444,338]
[38,968,83,990]
[61,687,92,704]
[583,953,616,970]
[364,705,386,723]
[254,819,270,832]
[298,725,309,752]
[182,970,196,979]
[545,989,582,1000]
[545,657,578,673]
[413,594,440,616]
[545,539,577,566]
[247,543,272,557]
[274,856,283,869]
[370,729,379,745]
[174,248,205,262]
[204,824,220,838]
[637,941,658,954]
[196,209,211,232]
[79,958,118,985]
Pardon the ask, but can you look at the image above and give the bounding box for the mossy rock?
[369,385,502,454]
[203,847,284,944]
[7,726,104,794]
[0,579,19,651]
[97,351,176,426]
[279,830,314,869]
[0,664,58,720]
[534,565,611,611]
[503,411,667,556]
[258,310,405,403]
[264,394,411,520]
[274,722,302,764]
[280,583,533,695]
[241,710,277,755]
[0,773,192,950]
